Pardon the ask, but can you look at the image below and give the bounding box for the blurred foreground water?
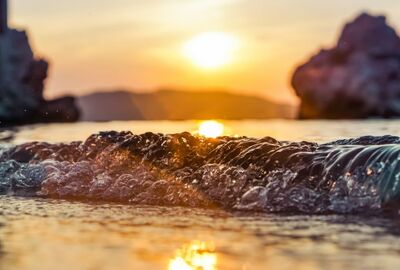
[2,120,400,270]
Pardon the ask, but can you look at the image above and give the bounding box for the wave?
[1,131,400,214]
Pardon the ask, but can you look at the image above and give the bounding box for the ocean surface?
[2,120,400,270]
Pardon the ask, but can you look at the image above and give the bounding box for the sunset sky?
[9,0,400,104]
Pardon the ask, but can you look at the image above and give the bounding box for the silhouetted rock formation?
[77,90,295,121]
[292,13,400,119]
[0,1,79,126]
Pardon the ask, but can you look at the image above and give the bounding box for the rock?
[35,96,80,123]
[0,27,79,125]
[292,13,400,119]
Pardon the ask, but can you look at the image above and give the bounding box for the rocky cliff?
[0,28,79,125]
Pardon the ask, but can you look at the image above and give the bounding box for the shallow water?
[11,119,400,144]
[2,196,400,270]
[2,120,400,270]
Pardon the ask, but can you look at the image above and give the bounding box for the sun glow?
[168,241,217,270]
[183,32,239,69]
[197,120,225,138]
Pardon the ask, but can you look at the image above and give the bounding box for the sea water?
[1,120,400,270]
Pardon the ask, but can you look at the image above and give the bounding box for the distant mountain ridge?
[77,89,295,121]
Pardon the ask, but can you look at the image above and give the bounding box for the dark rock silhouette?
[292,13,400,119]
[0,0,79,126]
[77,90,295,121]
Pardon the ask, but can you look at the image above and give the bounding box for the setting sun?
[197,120,225,138]
[183,32,239,69]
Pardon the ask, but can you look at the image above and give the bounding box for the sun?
[183,32,239,69]
[197,120,225,138]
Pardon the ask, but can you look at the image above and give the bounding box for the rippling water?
[2,120,400,270]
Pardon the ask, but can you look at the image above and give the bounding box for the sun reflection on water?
[168,241,217,270]
[196,120,225,138]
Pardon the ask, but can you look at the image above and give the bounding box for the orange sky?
[10,0,400,104]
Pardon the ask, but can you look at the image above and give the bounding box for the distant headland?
[77,89,295,121]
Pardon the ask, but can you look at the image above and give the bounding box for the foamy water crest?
[1,131,400,214]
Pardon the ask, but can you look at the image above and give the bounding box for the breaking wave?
[1,131,400,214]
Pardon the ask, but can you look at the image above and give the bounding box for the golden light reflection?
[168,241,217,270]
[197,120,225,138]
[183,32,239,69]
